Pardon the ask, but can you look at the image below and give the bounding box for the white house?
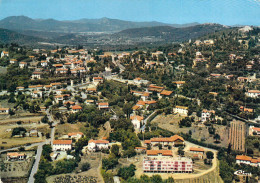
[201,109,215,122]
[52,140,72,151]
[173,106,188,116]
[130,115,144,129]
[10,59,18,64]
[41,60,48,67]
[246,90,260,98]
[19,62,27,69]
[236,155,260,167]
[68,132,84,141]
[31,72,42,80]
[249,126,260,135]
[93,77,103,85]
[32,91,42,98]
[71,105,82,113]
[1,51,9,58]
[7,152,26,161]
[88,139,109,152]
[0,108,9,114]
[98,102,109,110]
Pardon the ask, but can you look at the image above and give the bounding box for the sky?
[0,0,259,26]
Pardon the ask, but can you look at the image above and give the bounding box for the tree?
[111,144,120,157]
[206,151,214,159]
[41,115,49,124]
[165,177,175,183]
[81,162,90,171]
[12,127,26,137]
[214,133,220,143]
[150,175,163,183]
[118,164,136,180]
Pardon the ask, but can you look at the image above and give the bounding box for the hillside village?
[0,26,259,183]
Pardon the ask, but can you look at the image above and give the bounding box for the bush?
[118,164,136,180]
[81,162,90,171]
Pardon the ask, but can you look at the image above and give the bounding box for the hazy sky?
[0,0,259,25]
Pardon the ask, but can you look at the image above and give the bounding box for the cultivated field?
[228,121,245,152]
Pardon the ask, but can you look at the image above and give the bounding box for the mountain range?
[0,16,231,46]
[0,16,199,33]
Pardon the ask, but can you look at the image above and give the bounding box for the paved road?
[27,108,57,183]
[27,142,45,183]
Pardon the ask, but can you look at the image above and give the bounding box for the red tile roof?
[53,140,72,145]
[190,147,205,152]
[147,150,172,156]
[88,139,109,144]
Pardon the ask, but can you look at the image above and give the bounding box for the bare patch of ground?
[55,123,85,137]
[152,114,229,148]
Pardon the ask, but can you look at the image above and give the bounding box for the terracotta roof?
[190,147,205,152]
[93,77,103,80]
[7,152,25,157]
[16,87,24,89]
[252,127,260,132]
[173,81,185,84]
[145,100,157,105]
[88,139,109,144]
[142,92,150,97]
[20,62,27,64]
[147,150,172,156]
[134,77,142,81]
[132,105,140,110]
[236,155,252,161]
[160,90,173,96]
[87,88,97,91]
[71,105,82,110]
[50,82,62,86]
[29,85,37,88]
[0,108,9,110]
[248,90,260,93]
[68,132,83,136]
[137,100,146,106]
[130,115,144,121]
[98,103,109,106]
[209,92,218,95]
[135,147,147,150]
[64,101,75,105]
[202,109,215,114]
[53,140,72,145]
[150,135,184,143]
[144,140,151,144]
[54,64,63,67]
[149,85,164,89]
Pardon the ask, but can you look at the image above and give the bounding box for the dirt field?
[55,123,85,137]
[0,123,49,149]
[229,121,245,152]
[153,114,229,148]
[0,115,43,124]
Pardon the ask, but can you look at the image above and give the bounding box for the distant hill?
[0,16,199,33]
[113,24,229,42]
[0,28,43,44]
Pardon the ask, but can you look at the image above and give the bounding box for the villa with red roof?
[236,155,260,167]
[68,132,84,140]
[88,139,109,151]
[52,140,72,151]
[144,135,185,147]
